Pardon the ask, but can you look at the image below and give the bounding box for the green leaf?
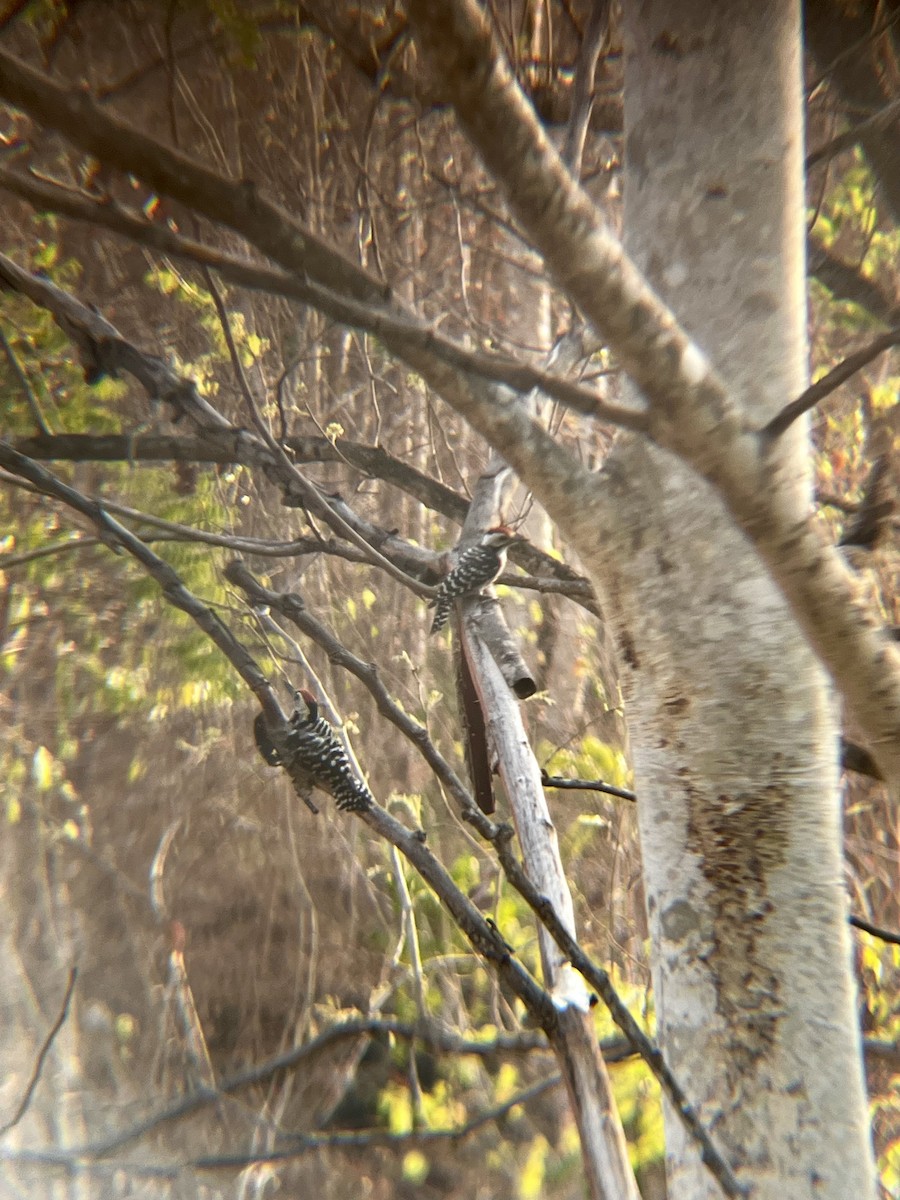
[32,745,54,791]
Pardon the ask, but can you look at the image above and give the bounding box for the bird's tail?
[430,599,452,635]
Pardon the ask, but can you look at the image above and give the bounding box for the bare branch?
[0,167,645,430]
[10,430,471,527]
[0,1014,632,1177]
[808,235,898,325]
[193,1075,560,1167]
[9,431,596,602]
[806,96,900,170]
[864,1039,900,1073]
[224,561,475,814]
[3,1076,563,1178]
[0,60,613,574]
[404,0,900,789]
[561,0,610,176]
[763,329,900,439]
[461,617,638,1200]
[0,462,561,1077]
[0,323,49,434]
[0,967,78,1137]
[540,772,636,802]
[0,532,100,569]
[849,913,900,947]
[0,441,280,718]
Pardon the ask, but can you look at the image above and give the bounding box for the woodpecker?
[253,712,283,766]
[279,689,374,813]
[429,526,516,634]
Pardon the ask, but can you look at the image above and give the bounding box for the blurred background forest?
[0,2,898,1197]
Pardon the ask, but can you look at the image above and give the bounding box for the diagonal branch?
[224,561,475,814]
[764,329,900,438]
[45,1014,558,1159]
[0,167,642,428]
[806,96,900,171]
[561,0,610,175]
[808,234,899,325]
[0,966,78,1137]
[9,432,598,604]
[0,440,280,715]
[5,1076,564,1178]
[0,322,49,434]
[0,448,564,1079]
[849,913,900,947]
[461,614,639,1200]
[404,0,900,790]
[0,50,611,525]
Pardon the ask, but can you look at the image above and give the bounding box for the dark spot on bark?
[665,695,689,714]
[661,898,699,940]
[685,782,789,1078]
[619,630,639,670]
[651,31,704,57]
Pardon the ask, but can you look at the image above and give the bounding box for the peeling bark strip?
[403,0,900,791]
[462,626,640,1200]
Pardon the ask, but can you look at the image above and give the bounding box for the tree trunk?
[606,3,875,1196]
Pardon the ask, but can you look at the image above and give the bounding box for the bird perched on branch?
[429,526,516,634]
[254,689,373,814]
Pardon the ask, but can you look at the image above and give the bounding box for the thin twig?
[763,328,900,438]
[225,561,476,813]
[193,1075,561,1167]
[540,771,635,801]
[203,264,435,597]
[0,966,78,1136]
[806,96,900,171]
[1,1073,564,1178]
[0,168,646,431]
[9,427,471,528]
[849,913,900,947]
[561,0,609,175]
[0,456,562,1085]
[0,442,279,715]
[0,324,50,434]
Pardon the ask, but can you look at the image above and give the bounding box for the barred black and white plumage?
[284,689,374,813]
[254,691,373,813]
[429,526,516,635]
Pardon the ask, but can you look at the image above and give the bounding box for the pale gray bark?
[406,1,878,1196]
[603,4,873,1197]
[402,2,900,790]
